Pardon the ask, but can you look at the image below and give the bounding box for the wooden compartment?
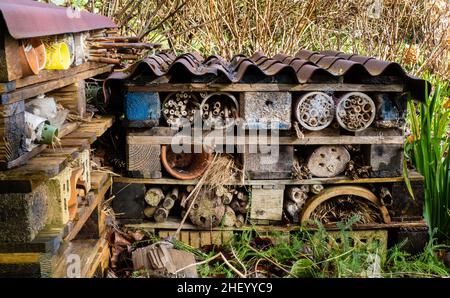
[47,80,86,118]
[123,91,160,127]
[239,91,292,129]
[250,185,284,224]
[243,145,294,179]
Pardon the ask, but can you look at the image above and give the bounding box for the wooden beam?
[1,65,113,104]
[126,83,404,93]
[126,217,427,232]
[113,170,423,186]
[127,134,405,145]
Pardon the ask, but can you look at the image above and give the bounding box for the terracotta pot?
[18,40,40,76]
[161,145,213,180]
[29,38,46,71]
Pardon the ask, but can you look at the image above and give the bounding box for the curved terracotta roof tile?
[104,49,429,102]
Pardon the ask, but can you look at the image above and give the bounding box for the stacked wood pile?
[143,185,248,228]
[87,29,161,66]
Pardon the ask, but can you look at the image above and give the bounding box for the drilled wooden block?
[250,185,284,222]
[240,91,292,129]
[244,145,293,179]
[0,184,51,242]
[126,143,161,178]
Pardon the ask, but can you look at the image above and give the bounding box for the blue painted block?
[124,92,160,121]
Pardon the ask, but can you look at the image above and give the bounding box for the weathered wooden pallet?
[0,115,114,192]
[0,172,112,278]
[0,63,114,105]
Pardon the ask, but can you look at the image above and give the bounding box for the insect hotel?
[109,50,428,250]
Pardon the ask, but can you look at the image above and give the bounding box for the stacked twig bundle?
[87,29,161,65]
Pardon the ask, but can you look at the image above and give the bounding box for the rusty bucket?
[161,145,213,180]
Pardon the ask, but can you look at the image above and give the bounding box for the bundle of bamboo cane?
[87,29,161,65]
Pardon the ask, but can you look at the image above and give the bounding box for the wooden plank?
[127,83,404,93]
[65,131,97,144]
[57,122,80,138]
[1,62,106,91]
[1,65,113,104]
[159,231,169,238]
[211,231,222,246]
[85,238,110,278]
[189,232,200,248]
[127,134,405,146]
[0,253,40,264]
[64,179,112,241]
[90,171,109,190]
[59,138,90,150]
[0,144,47,170]
[78,115,115,137]
[52,238,108,278]
[180,231,190,245]
[127,220,427,233]
[200,231,211,247]
[40,147,79,161]
[0,224,66,254]
[24,156,68,178]
[113,170,424,186]
[222,231,233,244]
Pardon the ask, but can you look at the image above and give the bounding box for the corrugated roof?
[0,0,116,39]
[104,50,429,101]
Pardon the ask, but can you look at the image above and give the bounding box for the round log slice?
[188,191,225,228]
[307,145,351,177]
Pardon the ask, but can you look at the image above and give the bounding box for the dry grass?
[310,195,383,224]
[84,0,449,80]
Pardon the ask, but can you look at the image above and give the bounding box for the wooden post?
[0,31,22,82]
